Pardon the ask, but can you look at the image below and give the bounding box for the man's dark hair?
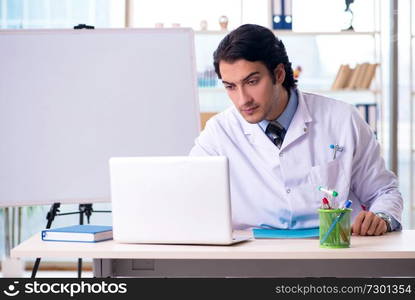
[213,24,297,91]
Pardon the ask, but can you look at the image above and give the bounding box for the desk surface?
[11,230,415,260]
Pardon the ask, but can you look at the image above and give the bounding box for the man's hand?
[351,211,387,236]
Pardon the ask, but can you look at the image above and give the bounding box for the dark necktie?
[265,121,286,149]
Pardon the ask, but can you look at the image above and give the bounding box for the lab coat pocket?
[308,160,344,190]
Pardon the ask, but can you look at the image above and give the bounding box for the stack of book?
[331,63,378,90]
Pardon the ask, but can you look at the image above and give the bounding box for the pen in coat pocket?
[329,144,344,160]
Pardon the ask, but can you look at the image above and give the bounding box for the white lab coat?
[190,90,403,230]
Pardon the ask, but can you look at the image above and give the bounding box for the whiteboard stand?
[31,202,111,278]
[31,23,105,279]
[74,24,94,29]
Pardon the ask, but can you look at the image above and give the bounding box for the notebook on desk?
[109,156,251,245]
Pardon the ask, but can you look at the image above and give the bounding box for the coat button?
[279,152,283,157]
[286,189,291,194]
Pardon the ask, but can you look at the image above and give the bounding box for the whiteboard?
[0,28,200,207]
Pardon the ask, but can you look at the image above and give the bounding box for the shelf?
[273,30,380,36]
[198,87,225,92]
[195,30,380,36]
[198,86,380,94]
[306,89,381,94]
[194,30,228,35]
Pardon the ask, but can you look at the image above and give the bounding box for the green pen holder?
[318,208,352,248]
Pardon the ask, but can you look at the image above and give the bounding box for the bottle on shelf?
[197,68,218,88]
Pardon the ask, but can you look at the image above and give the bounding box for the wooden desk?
[11,230,415,278]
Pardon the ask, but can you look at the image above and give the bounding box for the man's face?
[219,59,286,124]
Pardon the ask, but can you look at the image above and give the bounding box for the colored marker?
[321,197,331,209]
[318,186,338,197]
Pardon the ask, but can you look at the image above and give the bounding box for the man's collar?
[258,88,298,132]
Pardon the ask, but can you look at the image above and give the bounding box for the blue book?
[41,225,113,243]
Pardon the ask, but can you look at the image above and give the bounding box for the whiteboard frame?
[0,28,201,207]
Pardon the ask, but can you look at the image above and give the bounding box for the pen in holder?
[319,200,352,248]
[318,186,338,208]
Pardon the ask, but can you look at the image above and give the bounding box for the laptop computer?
[109,156,251,245]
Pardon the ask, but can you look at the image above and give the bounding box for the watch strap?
[375,212,392,232]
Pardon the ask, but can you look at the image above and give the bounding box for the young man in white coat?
[190,24,403,235]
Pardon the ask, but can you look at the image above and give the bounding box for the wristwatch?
[375,212,392,232]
